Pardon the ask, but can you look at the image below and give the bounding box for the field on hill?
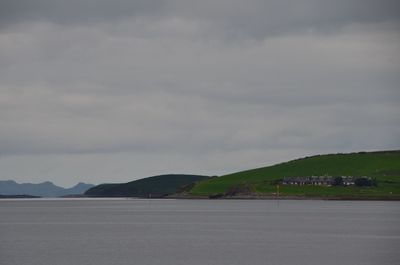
[190,151,400,199]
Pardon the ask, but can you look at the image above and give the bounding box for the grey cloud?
[0,0,165,28]
[0,1,399,185]
[1,0,399,39]
[170,0,400,39]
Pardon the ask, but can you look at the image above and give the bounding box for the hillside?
[190,151,400,199]
[85,174,209,198]
[0,180,94,197]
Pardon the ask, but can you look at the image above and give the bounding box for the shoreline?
[1,194,399,201]
[167,193,400,201]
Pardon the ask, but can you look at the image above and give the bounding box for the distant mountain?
[85,174,209,198]
[66,182,95,195]
[0,180,95,197]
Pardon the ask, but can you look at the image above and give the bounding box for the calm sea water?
[0,199,399,265]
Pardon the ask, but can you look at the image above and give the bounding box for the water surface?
[1,199,399,265]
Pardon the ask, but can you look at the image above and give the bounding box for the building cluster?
[282,176,357,186]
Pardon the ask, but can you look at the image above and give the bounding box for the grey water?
[0,199,399,265]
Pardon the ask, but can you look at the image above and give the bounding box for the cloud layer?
[0,1,399,186]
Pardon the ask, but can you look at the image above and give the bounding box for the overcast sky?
[0,0,399,187]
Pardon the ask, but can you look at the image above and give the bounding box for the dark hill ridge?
[85,174,209,198]
[0,180,94,197]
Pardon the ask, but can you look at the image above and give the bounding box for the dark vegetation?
[0,194,41,199]
[333,177,343,186]
[354,177,377,187]
[85,174,209,198]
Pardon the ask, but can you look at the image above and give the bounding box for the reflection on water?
[1,199,399,265]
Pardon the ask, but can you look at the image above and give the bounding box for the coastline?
[167,193,400,201]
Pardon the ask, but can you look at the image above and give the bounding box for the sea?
[0,198,399,265]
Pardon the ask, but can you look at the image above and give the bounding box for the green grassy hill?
[85,174,209,198]
[190,151,400,199]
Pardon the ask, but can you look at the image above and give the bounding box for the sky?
[0,0,399,187]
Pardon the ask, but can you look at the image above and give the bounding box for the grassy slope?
[190,151,400,198]
[85,174,209,197]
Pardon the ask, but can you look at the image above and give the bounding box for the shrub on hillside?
[333,177,343,186]
[355,178,377,187]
